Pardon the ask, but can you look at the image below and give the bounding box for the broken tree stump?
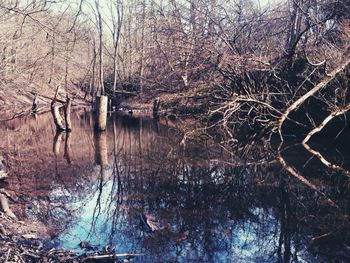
[51,86,66,131]
[51,101,65,131]
[32,94,38,113]
[153,99,161,119]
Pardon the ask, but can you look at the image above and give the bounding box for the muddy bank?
[0,153,52,262]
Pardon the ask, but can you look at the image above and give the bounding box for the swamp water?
[0,111,349,262]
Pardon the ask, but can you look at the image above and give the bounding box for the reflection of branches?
[64,131,72,164]
[88,128,112,237]
[107,118,124,244]
[302,143,350,177]
[277,178,292,263]
[277,144,337,207]
[88,170,104,238]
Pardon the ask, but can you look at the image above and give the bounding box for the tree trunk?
[153,99,161,118]
[95,95,108,131]
[51,102,65,131]
[95,1,105,95]
[64,97,72,132]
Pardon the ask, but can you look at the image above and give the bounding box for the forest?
[0,0,350,262]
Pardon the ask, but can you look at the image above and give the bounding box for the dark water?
[0,111,349,262]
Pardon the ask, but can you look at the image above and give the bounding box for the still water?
[0,111,349,262]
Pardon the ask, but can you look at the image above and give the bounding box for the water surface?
[0,111,349,262]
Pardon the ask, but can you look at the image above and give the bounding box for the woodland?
[0,0,348,139]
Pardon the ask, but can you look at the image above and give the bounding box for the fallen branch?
[0,106,32,122]
[31,91,66,104]
[278,54,350,141]
[303,103,350,144]
[84,253,144,260]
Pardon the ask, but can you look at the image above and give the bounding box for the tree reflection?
[54,115,348,261]
[0,112,349,262]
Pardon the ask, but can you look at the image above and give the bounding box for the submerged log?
[95,95,108,131]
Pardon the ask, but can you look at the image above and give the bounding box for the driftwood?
[113,89,137,96]
[50,87,74,132]
[278,54,350,141]
[300,103,350,177]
